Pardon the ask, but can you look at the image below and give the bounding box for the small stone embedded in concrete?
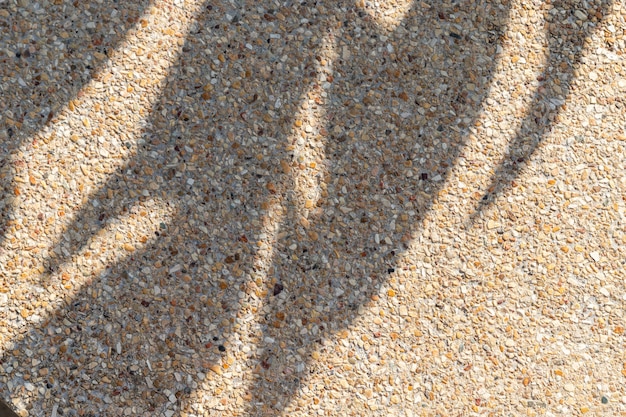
[0,0,625,416]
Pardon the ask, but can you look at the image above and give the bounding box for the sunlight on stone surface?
[0,0,204,409]
[184,28,343,415]
[1,0,625,415]
[2,198,174,339]
[227,31,339,415]
[356,0,414,31]
[442,0,551,225]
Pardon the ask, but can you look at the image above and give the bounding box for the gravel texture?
[1,0,625,416]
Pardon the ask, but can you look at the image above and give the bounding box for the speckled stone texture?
[1,0,625,416]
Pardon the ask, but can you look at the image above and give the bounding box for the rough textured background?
[1,0,625,416]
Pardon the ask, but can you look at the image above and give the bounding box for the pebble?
[1,0,625,416]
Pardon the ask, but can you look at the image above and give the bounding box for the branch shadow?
[0,0,152,276]
[471,0,613,220]
[11,0,612,415]
[0,0,152,411]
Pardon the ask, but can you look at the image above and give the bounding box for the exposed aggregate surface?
[1,0,625,416]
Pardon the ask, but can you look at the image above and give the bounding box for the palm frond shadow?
[470,0,613,221]
[0,0,152,271]
[1,0,612,415]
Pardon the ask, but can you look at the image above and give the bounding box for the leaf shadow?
[0,0,153,275]
[470,0,614,221]
[11,0,618,415]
